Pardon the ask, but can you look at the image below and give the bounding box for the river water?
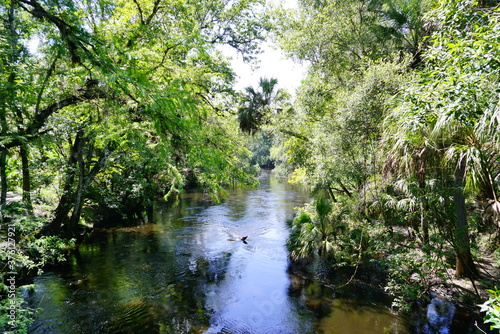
[26,172,461,333]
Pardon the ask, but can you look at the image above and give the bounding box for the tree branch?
[279,129,309,141]
[1,85,109,150]
[145,0,162,26]
[132,0,145,25]
[35,52,59,113]
[17,0,92,63]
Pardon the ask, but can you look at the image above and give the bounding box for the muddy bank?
[287,260,496,333]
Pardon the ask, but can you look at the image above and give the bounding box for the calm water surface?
[28,172,410,333]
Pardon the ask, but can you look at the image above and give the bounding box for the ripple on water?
[28,172,319,334]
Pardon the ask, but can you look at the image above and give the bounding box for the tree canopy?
[2,0,500,330]
[0,0,271,234]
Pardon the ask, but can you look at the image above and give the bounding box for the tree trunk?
[20,145,33,214]
[66,145,110,236]
[419,202,429,245]
[47,132,85,234]
[338,180,352,198]
[417,155,429,245]
[67,147,86,236]
[418,184,429,246]
[453,157,479,278]
[1,3,17,208]
[327,187,337,203]
[0,151,6,207]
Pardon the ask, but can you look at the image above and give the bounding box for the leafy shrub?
[480,287,500,331]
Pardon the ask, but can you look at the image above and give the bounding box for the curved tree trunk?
[66,145,109,236]
[46,132,84,235]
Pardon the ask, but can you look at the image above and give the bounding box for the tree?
[271,0,425,202]
[379,0,431,67]
[0,0,271,235]
[383,0,500,277]
[238,77,287,134]
[284,60,407,206]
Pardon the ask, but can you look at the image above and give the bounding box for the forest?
[1,0,500,332]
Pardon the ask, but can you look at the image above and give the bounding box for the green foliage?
[383,0,500,278]
[247,131,275,169]
[286,59,408,199]
[276,0,399,78]
[382,244,450,313]
[0,203,74,332]
[1,0,499,325]
[288,197,350,263]
[1,0,272,235]
[0,285,36,334]
[279,0,500,311]
[0,204,75,275]
[480,287,500,331]
[238,77,289,134]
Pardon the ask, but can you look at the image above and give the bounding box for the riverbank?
[287,251,499,333]
[0,197,76,333]
[4,175,499,334]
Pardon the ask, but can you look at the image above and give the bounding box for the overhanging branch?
[17,0,93,63]
[1,85,109,151]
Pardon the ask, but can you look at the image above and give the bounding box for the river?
[26,172,475,333]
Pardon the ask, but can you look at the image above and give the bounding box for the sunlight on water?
[27,172,412,334]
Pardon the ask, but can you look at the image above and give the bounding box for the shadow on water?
[26,171,474,334]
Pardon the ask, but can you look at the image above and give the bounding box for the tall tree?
[271,0,426,200]
[238,77,287,134]
[1,0,271,235]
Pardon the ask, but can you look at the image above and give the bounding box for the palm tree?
[380,0,431,68]
[383,97,482,278]
[238,77,287,134]
[383,101,439,246]
[289,197,346,262]
[433,111,499,278]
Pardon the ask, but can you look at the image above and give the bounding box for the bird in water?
[224,228,248,243]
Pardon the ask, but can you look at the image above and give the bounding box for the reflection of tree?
[32,179,309,332]
[191,252,232,283]
[40,228,215,332]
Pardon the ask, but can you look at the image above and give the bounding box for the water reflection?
[28,172,408,334]
[319,300,408,334]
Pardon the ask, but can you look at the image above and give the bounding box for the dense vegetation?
[1,0,268,331]
[1,0,500,332]
[271,0,500,327]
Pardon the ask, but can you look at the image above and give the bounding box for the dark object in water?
[241,236,248,243]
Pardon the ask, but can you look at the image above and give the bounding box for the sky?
[222,0,309,96]
[223,43,308,95]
